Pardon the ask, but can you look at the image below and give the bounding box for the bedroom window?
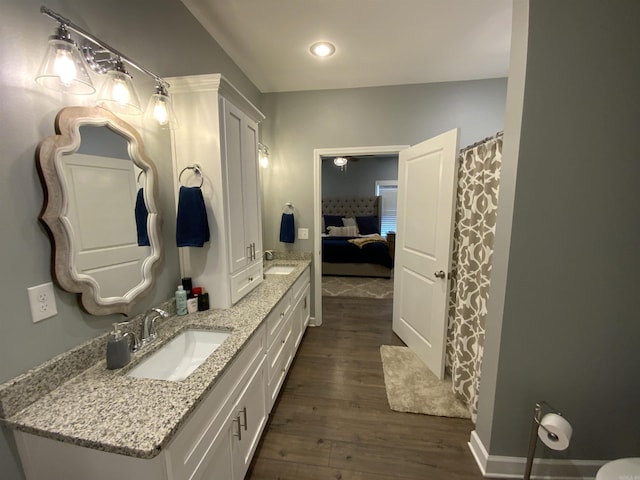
[375,180,398,236]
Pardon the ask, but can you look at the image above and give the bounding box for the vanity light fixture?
[258,143,270,168]
[36,6,177,128]
[333,156,348,171]
[310,41,336,58]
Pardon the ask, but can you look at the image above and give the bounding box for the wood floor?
[246,296,484,480]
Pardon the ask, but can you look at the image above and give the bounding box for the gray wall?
[321,156,398,198]
[476,0,640,460]
[260,78,508,254]
[0,1,259,478]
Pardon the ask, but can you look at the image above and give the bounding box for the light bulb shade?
[36,38,95,95]
[333,157,348,167]
[145,92,178,129]
[258,143,270,168]
[97,70,142,115]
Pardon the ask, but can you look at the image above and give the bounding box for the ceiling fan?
[332,154,374,170]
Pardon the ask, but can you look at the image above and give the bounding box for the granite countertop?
[0,258,311,459]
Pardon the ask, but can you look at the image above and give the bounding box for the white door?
[392,129,459,379]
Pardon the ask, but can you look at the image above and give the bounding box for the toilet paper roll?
[538,413,572,450]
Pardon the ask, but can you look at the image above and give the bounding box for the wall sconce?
[258,143,270,168]
[333,156,348,171]
[35,6,177,129]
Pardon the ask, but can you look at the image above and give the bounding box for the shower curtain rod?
[460,131,504,153]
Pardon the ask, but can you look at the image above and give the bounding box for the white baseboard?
[468,430,605,479]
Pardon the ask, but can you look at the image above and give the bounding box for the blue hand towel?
[279,212,295,243]
[176,186,210,247]
[134,188,150,246]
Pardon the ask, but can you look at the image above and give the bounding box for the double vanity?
[0,259,311,480]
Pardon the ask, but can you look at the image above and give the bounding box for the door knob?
[434,270,446,279]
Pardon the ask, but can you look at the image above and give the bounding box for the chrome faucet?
[140,308,170,346]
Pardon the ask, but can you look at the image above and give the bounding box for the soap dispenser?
[106,322,132,370]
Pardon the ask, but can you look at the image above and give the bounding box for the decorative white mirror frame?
[37,106,162,316]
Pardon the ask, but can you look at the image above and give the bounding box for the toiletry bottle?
[198,288,210,311]
[175,285,187,315]
[182,277,192,296]
[106,322,132,370]
[187,287,200,314]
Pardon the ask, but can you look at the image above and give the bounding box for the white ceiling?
[181,0,513,93]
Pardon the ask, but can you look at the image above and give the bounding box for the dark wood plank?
[246,296,483,480]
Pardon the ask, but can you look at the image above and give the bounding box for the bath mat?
[379,345,471,419]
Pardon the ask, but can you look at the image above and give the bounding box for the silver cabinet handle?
[233,415,242,440]
[434,270,446,279]
[303,297,307,309]
[247,245,252,260]
[239,406,248,431]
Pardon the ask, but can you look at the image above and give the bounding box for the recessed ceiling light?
[310,42,336,58]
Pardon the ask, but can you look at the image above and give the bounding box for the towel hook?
[179,164,204,188]
[282,202,294,213]
[136,170,144,188]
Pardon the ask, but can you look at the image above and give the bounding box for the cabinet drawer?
[267,319,292,386]
[230,262,263,304]
[266,291,292,349]
[292,266,310,301]
[167,325,266,480]
[267,331,293,410]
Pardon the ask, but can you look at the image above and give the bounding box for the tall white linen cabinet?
[167,74,265,308]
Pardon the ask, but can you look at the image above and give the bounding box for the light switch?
[298,228,309,240]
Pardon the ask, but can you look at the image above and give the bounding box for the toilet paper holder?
[524,401,564,480]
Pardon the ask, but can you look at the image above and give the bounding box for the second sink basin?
[265,265,296,275]
[127,329,230,381]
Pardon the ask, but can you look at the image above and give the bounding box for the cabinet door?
[232,358,267,480]
[222,98,249,274]
[241,116,262,263]
[193,425,234,480]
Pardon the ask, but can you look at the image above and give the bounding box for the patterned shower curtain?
[445,132,503,421]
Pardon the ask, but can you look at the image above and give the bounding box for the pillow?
[356,215,380,235]
[327,225,358,237]
[341,217,359,234]
[323,215,343,233]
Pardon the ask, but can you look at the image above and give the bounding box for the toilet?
[596,457,640,480]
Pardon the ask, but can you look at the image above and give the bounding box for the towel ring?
[282,202,294,213]
[136,170,144,188]
[179,164,204,188]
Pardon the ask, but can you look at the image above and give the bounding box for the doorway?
[312,145,408,326]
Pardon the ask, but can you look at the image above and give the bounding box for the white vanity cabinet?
[291,267,312,349]
[265,291,294,410]
[15,325,268,480]
[166,325,267,480]
[168,74,265,309]
[265,266,311,409]
[13,266,311,480]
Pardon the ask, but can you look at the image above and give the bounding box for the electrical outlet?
[298,228,309,240]
[27,282,57,323]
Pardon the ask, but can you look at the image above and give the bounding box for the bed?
[322,196,393,278]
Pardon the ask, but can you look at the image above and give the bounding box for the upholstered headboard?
[322,196,382,232]
[322,196,380,217]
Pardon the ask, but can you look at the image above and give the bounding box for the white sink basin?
[127,329,230,381]
[265,265,296,275]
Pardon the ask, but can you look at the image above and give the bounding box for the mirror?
[37,106,162,315]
